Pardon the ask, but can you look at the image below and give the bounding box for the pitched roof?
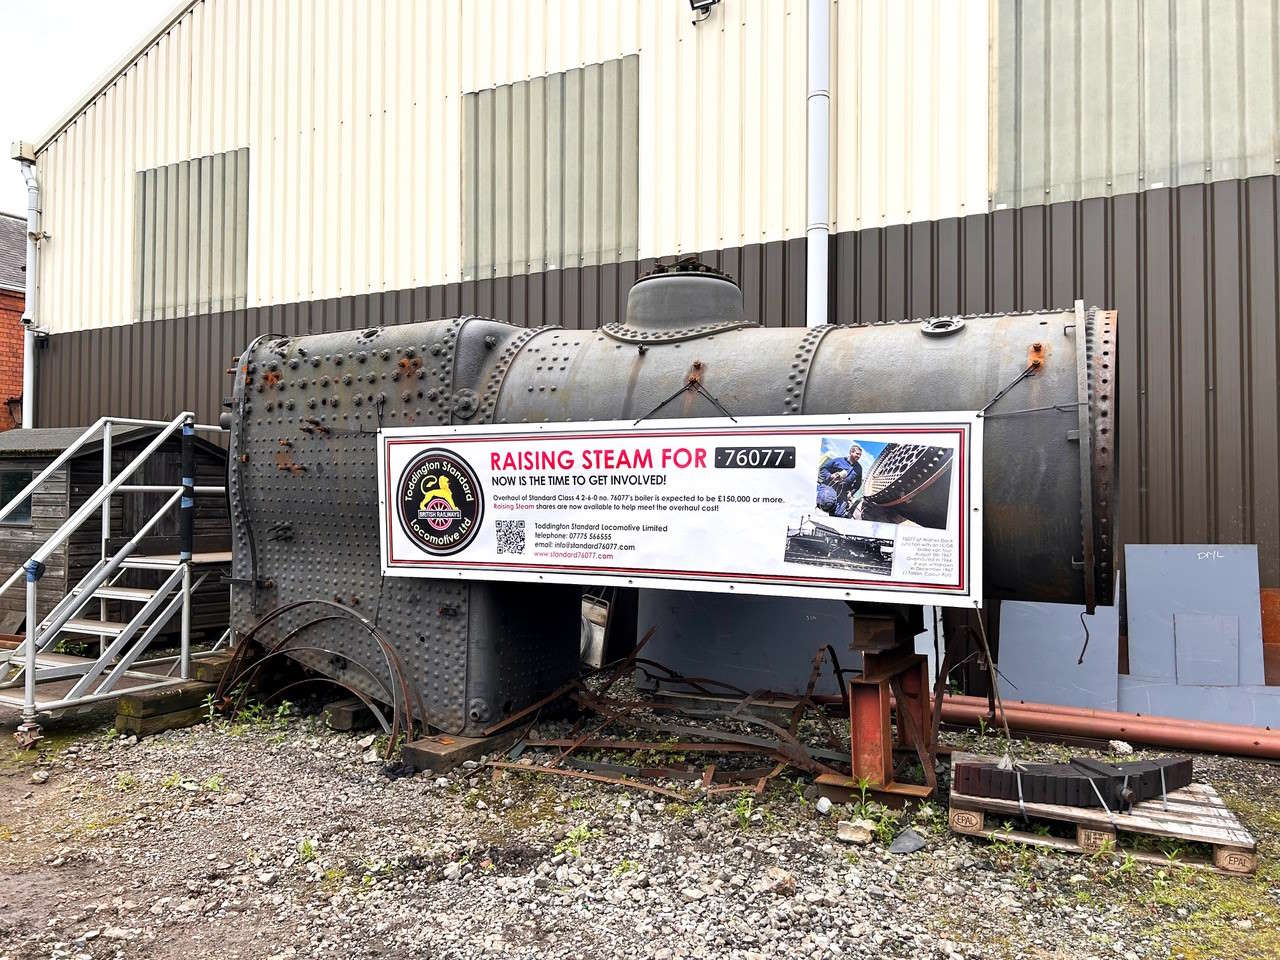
[0,423,228,459]
[0,213,25,294]
[0,425,153,456]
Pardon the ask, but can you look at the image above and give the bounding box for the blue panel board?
[1118,676,1280,727]
[1124,545,1265,685]
[1174,613,1239,686]
[997,601,1120,710]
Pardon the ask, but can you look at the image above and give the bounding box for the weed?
[734,792,755,829]
[555,823,596,858]
[1102,852,1139,886]
[159,771,183,790]
[225,698,294,736]
[115,773,139,792]
[612,859,640,877]
[297,838,317,864]
[201,773,225,793]
[873,808,902,845]
[914,801,939,826]
[791,779,810,807]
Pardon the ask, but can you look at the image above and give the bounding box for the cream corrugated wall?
[34,0,992,334]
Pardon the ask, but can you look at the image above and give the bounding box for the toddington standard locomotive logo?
[396,449,483,555]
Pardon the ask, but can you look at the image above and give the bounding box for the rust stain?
[274,451,306,475]
[1028,341,1047,370]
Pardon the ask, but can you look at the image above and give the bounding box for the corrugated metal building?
[15,0,1280,586]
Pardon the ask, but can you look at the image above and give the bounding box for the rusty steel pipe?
[951,694,1276,735]
[938,694,1280,760]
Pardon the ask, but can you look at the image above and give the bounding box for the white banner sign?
[378,413,982,607]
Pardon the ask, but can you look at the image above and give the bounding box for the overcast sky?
[1,0,174,215]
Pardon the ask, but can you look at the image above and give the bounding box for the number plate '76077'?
[713,446,796,469]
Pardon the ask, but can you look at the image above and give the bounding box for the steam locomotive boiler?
[227,261,1115,735]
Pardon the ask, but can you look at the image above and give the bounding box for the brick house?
[0,212,25,430]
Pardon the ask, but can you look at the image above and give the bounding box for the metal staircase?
[0,414,230,743]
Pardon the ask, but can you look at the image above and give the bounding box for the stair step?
[92,586,158,602]
[60,618,131,637]
[120,556,181,570]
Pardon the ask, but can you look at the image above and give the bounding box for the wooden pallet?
[948,754,1258,875]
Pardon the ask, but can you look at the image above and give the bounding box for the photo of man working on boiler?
[815,442,864,518]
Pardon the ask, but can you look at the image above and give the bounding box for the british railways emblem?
[396,449,484,555]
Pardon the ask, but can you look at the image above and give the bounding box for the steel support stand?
[816,603,936,807]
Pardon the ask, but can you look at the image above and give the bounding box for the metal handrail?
[116,485,225,494]
[33,490,183,645]
[0,418,107,524]
[2,411,229,734]
[0,412,194,598]
[0,413,221,526]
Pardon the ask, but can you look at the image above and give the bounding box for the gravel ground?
[0,700,1276,960]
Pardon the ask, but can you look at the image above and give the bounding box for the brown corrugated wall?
[35,177,1280,586]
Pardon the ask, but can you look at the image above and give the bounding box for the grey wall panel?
[994,0,1280,208]
[134,147,249,322]
[34,176,1280,586]
[463,56,640,280]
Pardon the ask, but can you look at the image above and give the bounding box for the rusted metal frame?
[787,646,828,737]
[595,626,657,698]
[260,674,392,734]
[887,668,937,792]
[566,758,780,784]
[526,738,765,755]
[705,762,788,797]
[824,643,853,718]
[576,688,846,775]
[581,690,824,769]
[488,760,690,801]
[215,599,424,754]
[634,657,751,698]
[929,643,957,755]
[847,678,894,786]
[790,644,851,749]
[550,715,612,768]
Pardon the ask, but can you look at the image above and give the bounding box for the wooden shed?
[0,426,229,643]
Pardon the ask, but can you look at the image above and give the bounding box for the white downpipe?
[805,0,831,329]
[18,160,40,428]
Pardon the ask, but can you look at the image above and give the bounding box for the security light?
[689,0,720,23]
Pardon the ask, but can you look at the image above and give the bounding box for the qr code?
[495,519,526,555]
